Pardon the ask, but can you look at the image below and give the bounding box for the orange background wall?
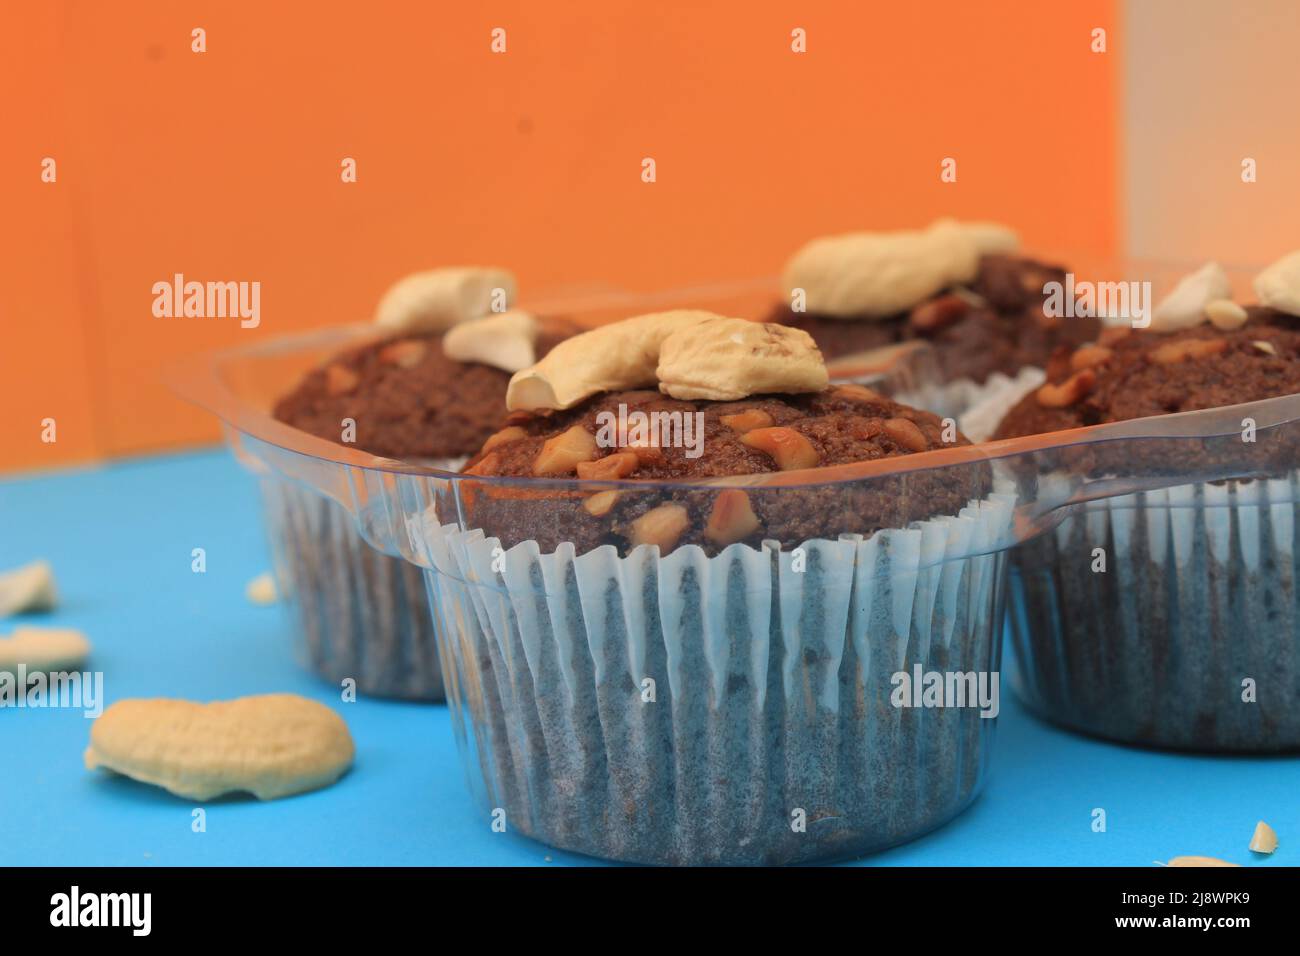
[0,1,1119,474]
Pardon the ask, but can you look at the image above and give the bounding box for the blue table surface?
[1,448,1296,867]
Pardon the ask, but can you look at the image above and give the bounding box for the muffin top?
[995,310,1300,437]
[993,280,1300,478]
[771,220,1099,381]
[459,311,990,554]
[272,268,576,460]
[273,321,574,460]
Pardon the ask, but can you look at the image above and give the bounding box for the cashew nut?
[85,694,354,801]
[781,219,1014,318]
[373,267,516,332]
[443,309,540,373]
[1151,261,1232,331]
[1255,249,1300,317]
[506,310,713,411]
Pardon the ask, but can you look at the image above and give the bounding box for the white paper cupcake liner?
[1007,473,1300,751]
[954,367,1046,443]
[413,487,1016,865]
[260,476,446,701]
[901,367,1045,425]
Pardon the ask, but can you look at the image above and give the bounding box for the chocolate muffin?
[262,268,575,701]
[417,311,1017,864]
[772,221,1100,411]
[992,276,1300,752]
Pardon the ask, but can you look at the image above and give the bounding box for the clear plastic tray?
[170,274,1300,863]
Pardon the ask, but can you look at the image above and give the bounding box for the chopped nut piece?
[0,560,57,616]
[625,435,664,462]
[1070,345,1113,371]
[908,293,969,332]
[378,339,427,368]
[705,490,760,546]
[1020,269,1051,295]
[1249,821,1278,854]
[1252,339,1278,356]
[462,452,501,477]
[246,573,277,606]
[583,491,620,517]
[850,418,884,441]
[951,287,987,309]
[720,409,774,434]
[1031,304,1063,330]
[1204,298,1248,331]
[1150,337,1228,365]
[740,427,821,471]
[326,364,359,395]
[576,452,640,481]
[882,417,928,452]
[630,504,690,551]
[1165,856,1240,867]
[1036,369,1096,408]
[482,426,527,452]
[533,426,598,476]
[832,383,885,404]
[1097,324,1131,346]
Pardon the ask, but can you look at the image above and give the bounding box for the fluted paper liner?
[1008,473,1300,751]
[902,367,1045,424]
[261,477,446,701]
[414,489,1016,865]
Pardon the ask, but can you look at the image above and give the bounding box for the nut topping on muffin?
[1205,299,1249,330]
[996,306,1300,479]
[373,266,517,332]
[507,310,713,411]
[1254,249,1300,317]
[463,312,988,555]
[656,317,828,400]
[1150,261,1232,332]
[781,219,1013,319]
[1035,369,1096,408]
[507,310,827,411]
[443,309,541,373]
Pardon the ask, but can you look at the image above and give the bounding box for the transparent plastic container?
[167,282,940,705]
[171,275,1300,864]
[1001,424,1300,753]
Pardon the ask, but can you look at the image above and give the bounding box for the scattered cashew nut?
[0,626,90,674]
[85,694,354,801]
[0,560,57,616]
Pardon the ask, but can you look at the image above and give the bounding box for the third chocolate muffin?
[992,253,1300,752]
[266,267,575,701]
